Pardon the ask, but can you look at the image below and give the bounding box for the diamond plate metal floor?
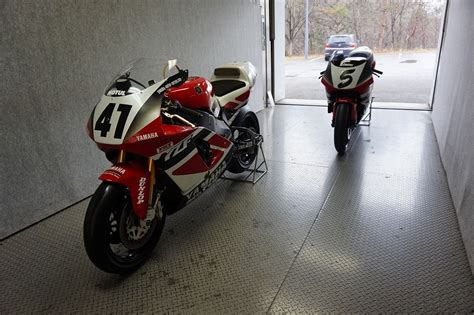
[1,106,473,313]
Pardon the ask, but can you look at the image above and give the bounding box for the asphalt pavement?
[284,51,437,104]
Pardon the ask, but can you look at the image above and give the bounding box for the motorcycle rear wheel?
[334,104,351,155]
[83,183,165,274]
[228,113,260,173]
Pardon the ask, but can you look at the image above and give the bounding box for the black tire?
[324,55,329,61]
[83,183,165,274]
[334,104,351,155]
[228,113,260,174]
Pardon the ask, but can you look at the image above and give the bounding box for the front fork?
[118,150,157,223]
[101,150,157,223]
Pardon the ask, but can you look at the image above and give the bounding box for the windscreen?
[104,58,184,96]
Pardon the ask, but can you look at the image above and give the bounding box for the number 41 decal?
[94,103,132,139]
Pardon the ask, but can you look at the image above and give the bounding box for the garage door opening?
[275,0,446,110]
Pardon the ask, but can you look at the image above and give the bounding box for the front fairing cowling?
[91,82,163,146]
[87,59,188,146]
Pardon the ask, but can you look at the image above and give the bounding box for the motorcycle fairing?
[99,161,151,220]
[330,61,367,90]
[210,62,256,123]
[92,81,163,145]
[92,69,188,146]
[165,77,213,112]
[155,127,234,194]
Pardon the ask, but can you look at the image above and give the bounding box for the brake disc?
[119,193,163,250]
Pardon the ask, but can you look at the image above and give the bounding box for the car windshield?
[104,58,184,96]
[329,36,352,43]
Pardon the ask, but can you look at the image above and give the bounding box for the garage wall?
[0,0,264,239]
[431,0,474,273]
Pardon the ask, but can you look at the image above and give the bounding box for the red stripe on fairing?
[172,153,208,175]
[355,77,374,94]
[208,134,231,149]
[210,149,224,168]
[236,90,250,102]
[224,102,239,110]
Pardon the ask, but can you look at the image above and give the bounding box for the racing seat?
[211,80,246,97]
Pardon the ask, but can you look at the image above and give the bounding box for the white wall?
[0,0,264,238]
[431,0,474,273]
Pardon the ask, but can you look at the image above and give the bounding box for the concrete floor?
[285,51,437,104]
[1,106,473,313]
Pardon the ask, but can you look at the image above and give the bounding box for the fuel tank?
[165,76,212,111]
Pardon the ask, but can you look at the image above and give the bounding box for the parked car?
[324,34,359,61]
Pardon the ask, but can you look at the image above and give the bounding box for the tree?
[285,0,307,56]
[285,0,444,56]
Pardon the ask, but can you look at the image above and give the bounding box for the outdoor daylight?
[284,0,445,106]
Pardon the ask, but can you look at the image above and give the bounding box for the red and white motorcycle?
[84,59,261,273]
[321,46,383,154]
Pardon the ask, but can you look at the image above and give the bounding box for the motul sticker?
[107,90,126,96]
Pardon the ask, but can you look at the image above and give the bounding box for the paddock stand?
[221,133,268,184]
[357,97,375,127]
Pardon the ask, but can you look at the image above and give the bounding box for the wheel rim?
[236,120,258,167]
[105,195,161,261]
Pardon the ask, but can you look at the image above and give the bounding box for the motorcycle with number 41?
[320,46,383,154]
[84,59,261,273]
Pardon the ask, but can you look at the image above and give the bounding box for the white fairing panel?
[92,80,164,145]
[330,61,366,90]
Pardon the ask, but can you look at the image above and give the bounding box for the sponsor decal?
[157,77,184,94]
[103,166,126,178]
[110,166,126,174]
[137,177,147,205]
[156,142,174,155]
[186,161,227,201]
[107,90,126,96]
[136,132,159,142]
[164,137,193,162]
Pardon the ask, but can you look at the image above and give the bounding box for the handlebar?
[166,100,203,118]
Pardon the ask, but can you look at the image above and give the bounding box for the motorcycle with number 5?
[84,59,261,273]
[320,46,383,154]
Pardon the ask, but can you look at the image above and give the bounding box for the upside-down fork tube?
[98,150,155,220]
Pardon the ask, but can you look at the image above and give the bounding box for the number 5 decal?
[338,69,355,88]
[94,103,132,139]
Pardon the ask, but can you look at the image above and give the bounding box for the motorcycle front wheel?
[334,104,352,155]
[83,183,165,274]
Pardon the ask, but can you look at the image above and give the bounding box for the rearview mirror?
[163,59,178,78]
